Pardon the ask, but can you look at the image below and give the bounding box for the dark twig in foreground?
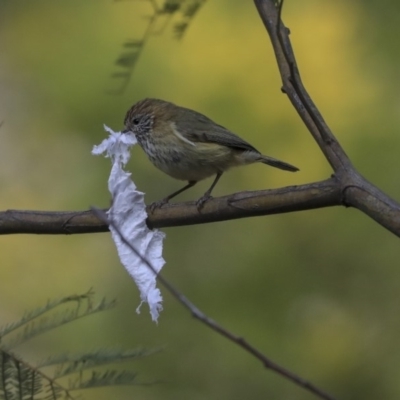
[92,207,337,400]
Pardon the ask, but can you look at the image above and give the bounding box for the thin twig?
[91,207,338,400]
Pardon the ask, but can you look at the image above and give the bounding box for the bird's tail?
[260,155,299,172]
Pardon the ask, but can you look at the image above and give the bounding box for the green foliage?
[0,291,158,400]
[110,0,207,93]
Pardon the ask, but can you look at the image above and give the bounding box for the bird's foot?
[196,194,212,211]
[148,198,169,213]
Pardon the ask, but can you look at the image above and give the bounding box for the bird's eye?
[132,117,140,125]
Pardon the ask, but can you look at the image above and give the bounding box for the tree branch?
[1,0,400,237]
[253,0,400,236]
[0,178,340,234]
[92,207,338,400]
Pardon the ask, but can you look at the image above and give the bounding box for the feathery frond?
[109,0,207,93]
[0,291,158,400]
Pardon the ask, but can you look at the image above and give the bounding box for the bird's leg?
[149,181,197,213]
[196,172,223,210]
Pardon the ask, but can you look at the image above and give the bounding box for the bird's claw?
[149,194,213,213]
[196,194,212,211]
[148,198,169,213]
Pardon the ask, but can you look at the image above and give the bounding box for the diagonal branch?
[92,207,338,400]
[253,0,400,236]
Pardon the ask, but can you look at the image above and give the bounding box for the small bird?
[124,98,299,211]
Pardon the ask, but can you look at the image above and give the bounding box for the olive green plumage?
[124,98,298,209]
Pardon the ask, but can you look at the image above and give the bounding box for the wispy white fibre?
[92,125,165,322]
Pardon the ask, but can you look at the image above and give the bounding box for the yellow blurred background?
[1,0,400,399]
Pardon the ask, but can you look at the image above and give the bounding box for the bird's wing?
[174,107,260,153]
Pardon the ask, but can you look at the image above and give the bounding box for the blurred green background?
[1,0,400,399]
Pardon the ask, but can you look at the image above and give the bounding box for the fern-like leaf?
[0,291,158,399]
